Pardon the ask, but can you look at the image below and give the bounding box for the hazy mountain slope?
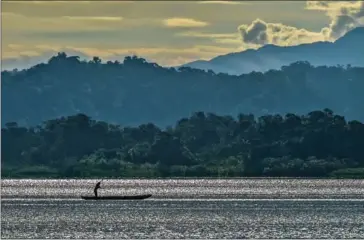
[181,27,364,75]
[2,54,364,127]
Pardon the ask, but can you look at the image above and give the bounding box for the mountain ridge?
[180,27,364,75]
[2,56,364,128]
[2,27,364,128]
[3,27,364,73]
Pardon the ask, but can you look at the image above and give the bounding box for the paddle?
[98,179,104,187]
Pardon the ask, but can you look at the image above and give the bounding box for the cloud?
[176,31,237,38]
[197,1,246,5]
[305,1,361,13]
[2,12,159,39]
[9,1,133,4]
[7,44,24,50]
[176,31,241,46]
[2,12,124,33]
[305,1,331,11]
[306,1,364,39]
[163,18,209,28]
[9,1,90,4]
[328,15,358,39]
[62,16,123,21]
[213,38,242,45]
[237,1,364,46]
[238,18,328,46]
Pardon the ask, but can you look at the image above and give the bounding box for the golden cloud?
[2,12,121,32]
[176,31,237,39]
[163,18,209,28]
[305,1,364,38]
[176,31,241,46]
[197,1,246,5]
[62,16,123,21]
[238,18,329,46]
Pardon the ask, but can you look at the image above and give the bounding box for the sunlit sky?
[2,1,364,67]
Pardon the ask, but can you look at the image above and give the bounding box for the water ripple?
[1,179,364,199]
[1,179,364,238]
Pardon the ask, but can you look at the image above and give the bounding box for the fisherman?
[94,180,102,197]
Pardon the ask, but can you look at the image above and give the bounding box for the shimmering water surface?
[2,179,364,239]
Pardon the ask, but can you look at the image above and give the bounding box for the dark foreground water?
[1,179,364,239]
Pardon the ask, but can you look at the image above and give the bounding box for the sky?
[2,1,364,68]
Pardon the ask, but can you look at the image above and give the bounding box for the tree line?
[2,53,364,128]
[2,109,364,178]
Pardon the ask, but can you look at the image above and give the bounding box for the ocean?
[1,179,364,239]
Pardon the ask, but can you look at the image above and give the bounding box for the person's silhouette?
[94,181,101,197]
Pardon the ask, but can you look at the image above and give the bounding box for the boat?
[81,194,152,200]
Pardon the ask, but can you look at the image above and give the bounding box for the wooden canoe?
[81,194,152,200]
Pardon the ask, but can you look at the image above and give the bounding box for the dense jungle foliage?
[2,109,364,178]
[2,53,364,128]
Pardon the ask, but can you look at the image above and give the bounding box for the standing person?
[94,180,102,197]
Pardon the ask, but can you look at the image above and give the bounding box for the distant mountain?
[181,27,364,75]
[2,54,364,128]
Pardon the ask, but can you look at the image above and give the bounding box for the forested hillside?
[2,53,364,127]
[2,110,364,178]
